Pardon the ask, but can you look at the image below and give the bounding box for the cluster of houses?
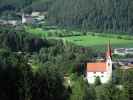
[86,43,133,84]
[0,11,47,26]
[113,48,133,56]
[22,12,47,24]
[115,58,133,70]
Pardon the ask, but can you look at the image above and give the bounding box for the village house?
[116,58,133,70]
[31,11,46,21]
[86,42,112,84]
[0,19,21,26]
[31,12,41,17]
[22,12,46,24]
[114,48,133,56]
[22,13,33,24]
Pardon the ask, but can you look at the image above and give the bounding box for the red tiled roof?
[87,62,107,72]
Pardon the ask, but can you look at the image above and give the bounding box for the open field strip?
[25,26,133,50]
[62,35,133,50]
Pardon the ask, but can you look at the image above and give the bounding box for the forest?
[48,0,133,33]
[0,25,133,100]
[0,0,52,13]
[0,25,94,100]
[1,0,133,34]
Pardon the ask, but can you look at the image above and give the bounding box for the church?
[86,42,112,84]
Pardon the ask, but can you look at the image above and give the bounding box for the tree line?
[1,0,133,34]
[0,25,96,100]
[48,0,133,34]
[0,49,69,100]
[0,0,53,13]
[0,25,70,100]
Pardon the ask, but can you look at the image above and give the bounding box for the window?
[108,63,110,66]
[101,75,104,77]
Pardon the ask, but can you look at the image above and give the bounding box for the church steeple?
[106,41,112,73]
[106,41,112,58]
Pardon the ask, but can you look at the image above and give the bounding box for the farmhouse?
[0,19,21,26]
[116,58,133,70]
[22,13,33,24]
[114,48,133,56]
[31,12,45,21]
[86,43,112,84]
[22,12,46,24]
[31,12,41,17]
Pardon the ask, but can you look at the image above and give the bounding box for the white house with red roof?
[86,42,112,84]
[22,13,33,24]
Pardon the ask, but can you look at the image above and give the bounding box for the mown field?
[63,35,133,51]
[25,27,49,37]
[25,26,133,51]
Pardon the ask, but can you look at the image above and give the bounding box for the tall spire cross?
[106,40,112,58]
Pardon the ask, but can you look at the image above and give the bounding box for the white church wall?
[87,71,111,84]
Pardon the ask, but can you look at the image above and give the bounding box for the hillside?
[48,0,133,34]
[1,0,133,34]
[0,0,54,12]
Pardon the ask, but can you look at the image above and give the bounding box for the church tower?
[106,41,112,78]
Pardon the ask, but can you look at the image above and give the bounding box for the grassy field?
[63,35,133,50]
[25,26,133,51]
[26,27,49,37]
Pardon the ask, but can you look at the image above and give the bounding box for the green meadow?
[63,35,133,50]
[26,27,49,37]
[25,26,133,50]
